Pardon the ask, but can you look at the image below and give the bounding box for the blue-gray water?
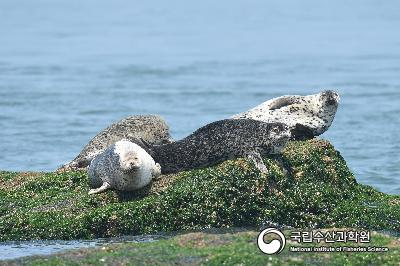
[0,0,399,195]
[0,235,163,261]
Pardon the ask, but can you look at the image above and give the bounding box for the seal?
[143,119,291,174]
[88,139,161,194]
[231,90,340,139]
[58,115,172,171]
[60,91,338,172]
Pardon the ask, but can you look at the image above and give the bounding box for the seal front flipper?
[246,151,278,194]
[245,151,268,175]
[268,96,299,110]
[291,123,314,140]
[151,163,162,179]
[88,182,111,195]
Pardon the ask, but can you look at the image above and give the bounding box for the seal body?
[59,115,172,171]
[232,90,340,139]
[146,119,290,174]
[88,140,161,194]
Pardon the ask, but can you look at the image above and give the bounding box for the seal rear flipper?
[88,182,111,195]
[245,151,268,175]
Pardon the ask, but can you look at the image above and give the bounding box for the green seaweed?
[4,229,399,265]
[0,139,399,241]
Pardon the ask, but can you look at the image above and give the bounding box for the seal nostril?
[327,99,336,106]
[326,94,339,106]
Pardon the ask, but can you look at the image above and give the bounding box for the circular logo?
[257,228,286,255]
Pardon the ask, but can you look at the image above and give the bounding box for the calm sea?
[0,0,399,194]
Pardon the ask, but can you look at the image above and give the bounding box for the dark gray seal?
[58,115,172,171]
[232,90,340,139]
[142,119,291,174]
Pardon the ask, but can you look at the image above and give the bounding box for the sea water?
[0,1,399,193]
[0,235,164,261]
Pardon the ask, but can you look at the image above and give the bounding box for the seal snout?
[129,157,141,168]
[122,154,142,172]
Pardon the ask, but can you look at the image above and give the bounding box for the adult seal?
[232,90,340,139]
[88,140,161,194]
[58,115,172,171]
[142,119,291,174]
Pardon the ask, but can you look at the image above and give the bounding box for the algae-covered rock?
[5,229,400,265]
[0,139,399,241]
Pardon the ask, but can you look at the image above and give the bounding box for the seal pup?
[88,140,161,194]
[142,119,291,174]
[58,115,172,171]
[232,90,340,139]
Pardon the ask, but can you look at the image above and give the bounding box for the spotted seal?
[58,115,172,171]
[88,140,161,194]
[232,90,340,139]
[141,119,290,174]
[59,91,338,172]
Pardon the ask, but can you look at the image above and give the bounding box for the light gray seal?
[142,119,291,174]
[58,115,172,171]
[88,140,161,194]
[232,90,340,139]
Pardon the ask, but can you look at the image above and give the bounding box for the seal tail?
[88,182,111,195]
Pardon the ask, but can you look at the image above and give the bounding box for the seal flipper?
[291,123,315,140]
[246,151,279,194]
[88,182,111,195]
[152,163,162,178]
[245,151,268,175]
[268,96,299,110]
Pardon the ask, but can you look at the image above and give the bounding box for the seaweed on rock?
[0,139,398,241]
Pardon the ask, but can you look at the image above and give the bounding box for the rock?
[0,139,398,241]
